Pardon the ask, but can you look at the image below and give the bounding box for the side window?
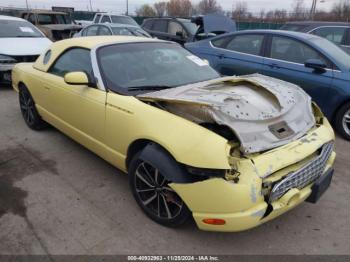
[94,14,101,23]
[152,20,167,32]
[28,14,36,24]
[312,27,347,44]
[49,48,93,78]
[98,26,112,35]
[225,34,264,56]
[211,36,231,48]
[168,21,184,36]
[83,25,99,36]
[270,36,329,66]
[101,15,111,23]
[37,14,53,25]
[143,20,153,30]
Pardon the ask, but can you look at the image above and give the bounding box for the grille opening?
[269,142,333,203]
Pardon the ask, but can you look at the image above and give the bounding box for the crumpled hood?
[0,37,52,56]
[41,24,82,31]
[137,74,315,154]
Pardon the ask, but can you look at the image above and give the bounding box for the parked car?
[280,21,350,53]
[12,36,335,232]
[0,15,51,85]
[20,10,82,41]
[92,13,138,26]
[74,23,151,38]
[141,14,236,45]
[186,30,350,140]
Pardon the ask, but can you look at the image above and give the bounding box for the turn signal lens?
[202,218,226,225]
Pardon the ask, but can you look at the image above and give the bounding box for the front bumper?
[170,118,336,232]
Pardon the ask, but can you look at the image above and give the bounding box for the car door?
[167,20,187,44]
[43,48,106,145]
[149,19,169,40]
[209,33,265,76]
[261,35,333,107]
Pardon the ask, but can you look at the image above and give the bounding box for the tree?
[291,0,307,20]
[154,1,167,17]
[331,0,350,21]
[197,0,222,15]
[135,4,156,17]
[232,1,248,21]
[167,0,193,17]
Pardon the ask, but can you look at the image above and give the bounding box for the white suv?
[93,13,138,26]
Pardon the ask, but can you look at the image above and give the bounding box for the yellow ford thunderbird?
[12,36,336,232]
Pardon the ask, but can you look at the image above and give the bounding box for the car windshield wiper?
[127,85,174,91]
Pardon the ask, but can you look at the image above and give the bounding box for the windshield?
[180,20,198,35]
[0,20,43,37]
[37,14,72,25]
[98,42,219,93]
[311,37,350,69]
[111,16,138,26]
[111,27,151,37]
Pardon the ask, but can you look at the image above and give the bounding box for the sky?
[0,0,338,15]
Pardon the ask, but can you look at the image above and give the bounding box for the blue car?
[185,30,350,140]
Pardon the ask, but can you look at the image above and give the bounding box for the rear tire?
[19,85,47,130]
[335,102,350,141]
[128,150,191,228]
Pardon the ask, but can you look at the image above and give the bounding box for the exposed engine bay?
[138,74,316,154]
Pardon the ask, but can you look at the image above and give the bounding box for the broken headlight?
[312,102,324,125]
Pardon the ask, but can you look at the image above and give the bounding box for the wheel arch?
[126,139,192,183]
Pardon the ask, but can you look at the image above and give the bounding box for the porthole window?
[43,50,51,65]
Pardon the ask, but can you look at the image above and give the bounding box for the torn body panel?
[138,74,315,154]
[169,122,335,232]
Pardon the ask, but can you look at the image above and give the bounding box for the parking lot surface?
[0,86,350,255]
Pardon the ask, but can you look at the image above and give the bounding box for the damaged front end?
[138,74,315,154]
[138,74,336,232]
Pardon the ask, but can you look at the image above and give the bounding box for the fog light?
[202,218,226,225]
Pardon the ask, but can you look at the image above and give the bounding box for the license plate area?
[306,169,333,203]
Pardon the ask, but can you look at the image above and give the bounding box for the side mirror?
[304,59,327,73]
[176,31,184,38]
[64,72,91,86]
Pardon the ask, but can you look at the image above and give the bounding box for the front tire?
[128,151,191,227]
[19,85,46,130]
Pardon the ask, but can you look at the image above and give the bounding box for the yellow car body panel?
[12,36,336,232]
[170,119,335,232]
